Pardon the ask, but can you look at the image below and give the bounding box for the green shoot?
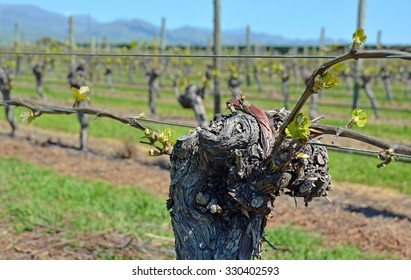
[20,110,38,124]
[285,113,312,140]
[347,109,367,128]
[351,28,367,50]
[141,128,175,156]
[72,86,90,107]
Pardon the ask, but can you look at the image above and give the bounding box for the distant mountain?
[0,4,347,46]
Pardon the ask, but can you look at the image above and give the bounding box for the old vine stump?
[168,109,332,259]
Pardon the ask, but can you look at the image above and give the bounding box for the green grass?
[263,227,387,260]
[0,157,171,237]
[328,151,411,194]
[0,157,394,259]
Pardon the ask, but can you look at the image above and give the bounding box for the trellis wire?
[136,117,196,129]
[1,49,410,162]
[1,51,411,59]
[1,99,410,162]
[126,118,411,162]
[138,118,411,161]
[309,142,411,162]
[125,117,411,161]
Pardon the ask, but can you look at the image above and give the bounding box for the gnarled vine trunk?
[32,63,47,100]
[228,76,243,97]
[147,69,161,115]
[177,84,208,128]
[381,67,393,102]
[361,74,381,119]
[0,66,18,137]
[68,62,91,151]
[168,109,331,259]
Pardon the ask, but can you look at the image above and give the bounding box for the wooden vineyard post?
[69,16,76,69]
[246,25,252,87]
[13,22,23,76]
[319,27,325,51]
[213,0,221,115]
[160,17,167,86]
[352,0,365,110]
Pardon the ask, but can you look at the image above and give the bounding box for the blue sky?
[3,0,411,44]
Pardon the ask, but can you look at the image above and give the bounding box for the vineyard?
[0,13,411,260]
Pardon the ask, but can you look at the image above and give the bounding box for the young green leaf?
[314,72,340,92]
[140,128,176,156]
[350,109,367,128]
[142,128,157,143]
[20,110,37,124]
[285,112,312,140]
[72,86,90,107]
[134,112,147,119]
[160,128,176,146]
[352,28,367,50]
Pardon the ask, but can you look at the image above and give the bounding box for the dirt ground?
[0,122,410,259]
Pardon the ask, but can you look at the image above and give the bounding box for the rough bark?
[168,109,331,260]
